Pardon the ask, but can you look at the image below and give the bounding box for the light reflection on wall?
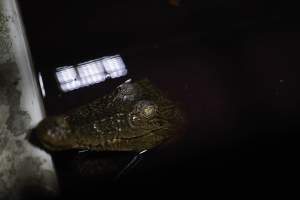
[56,55,127,92]
[38,72,46,97]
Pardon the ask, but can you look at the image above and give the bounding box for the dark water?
[19,0,299,195]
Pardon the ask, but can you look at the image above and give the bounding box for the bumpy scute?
[32,79,185,152]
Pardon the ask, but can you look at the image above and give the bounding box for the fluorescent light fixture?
[55,55,128,92]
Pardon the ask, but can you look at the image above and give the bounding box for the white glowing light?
[110,70,127,78]
[102,55,127,76]
[55,55,128,92]
[56,66,77,83]
[38,72,46,97]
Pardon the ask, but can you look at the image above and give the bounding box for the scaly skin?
[33,79,185,152]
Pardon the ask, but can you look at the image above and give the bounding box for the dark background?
[18,0,298,194]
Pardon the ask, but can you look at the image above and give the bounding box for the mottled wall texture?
[0,0,58,199]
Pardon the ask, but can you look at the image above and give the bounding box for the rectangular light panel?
[55,55,128,92]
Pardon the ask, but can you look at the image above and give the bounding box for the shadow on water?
[28,128,139,198]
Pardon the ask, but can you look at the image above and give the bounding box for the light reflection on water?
[54,55,127,92]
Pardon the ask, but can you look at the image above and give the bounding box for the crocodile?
[31,79,185,153]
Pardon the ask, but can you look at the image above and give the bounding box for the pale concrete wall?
[0,0,58,199]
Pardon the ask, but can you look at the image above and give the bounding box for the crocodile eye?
[135,100,158,119]
[118,83,135,95]
[116,83,138,101]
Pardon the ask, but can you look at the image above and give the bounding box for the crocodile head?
[32,79,185,152]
